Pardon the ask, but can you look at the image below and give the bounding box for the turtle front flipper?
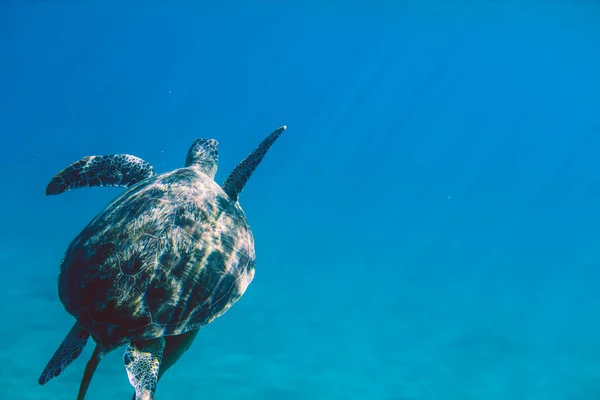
[46,154,155,195]
[38,321,90,385]
[222,125,287,202]
[124,337,166,400]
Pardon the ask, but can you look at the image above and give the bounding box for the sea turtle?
[38,125,287,400]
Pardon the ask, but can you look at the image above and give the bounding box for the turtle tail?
[222,125,287,202]
[77,344,104,400]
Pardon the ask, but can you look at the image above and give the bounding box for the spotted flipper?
[46,154,155,195]
[125,337,166,400]
[38,322,90,385]
[222,125,287,202]
[76,344,105,400]
[130,330,199,400]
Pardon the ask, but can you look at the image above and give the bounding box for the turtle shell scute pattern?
[58,168,256,348]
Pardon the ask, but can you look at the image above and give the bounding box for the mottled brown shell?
[58,166,255,349]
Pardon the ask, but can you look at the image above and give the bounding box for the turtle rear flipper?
[125,337,166,400]
[46,154,155,195]
[157,330,199,381]
[38,322,90,385]
[130,330,199,400]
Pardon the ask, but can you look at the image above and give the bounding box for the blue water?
[1,2,600,399]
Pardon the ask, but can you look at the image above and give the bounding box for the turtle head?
[185,138,219,178]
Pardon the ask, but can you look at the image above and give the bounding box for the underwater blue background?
[1,1,600,399]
